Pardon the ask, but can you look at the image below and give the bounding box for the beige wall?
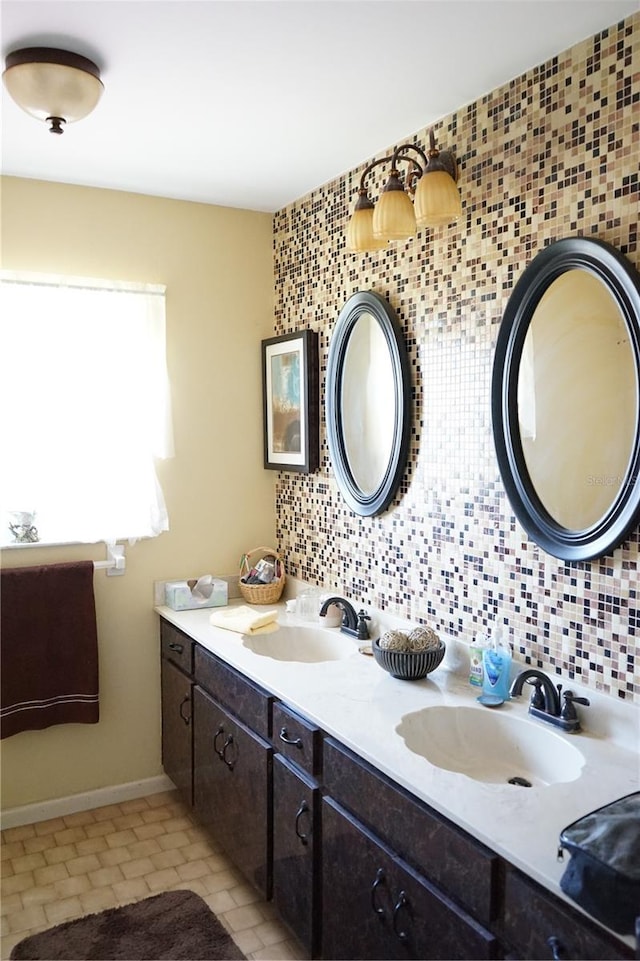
[0,177,276,809]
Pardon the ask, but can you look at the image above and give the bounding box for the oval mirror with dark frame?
[327,291,411,516]
[492,236,640,562]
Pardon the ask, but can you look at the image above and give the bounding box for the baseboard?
[0,774,175,829]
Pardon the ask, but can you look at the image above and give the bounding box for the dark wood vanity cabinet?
[271,701,322,957]
[273,754,320,957]
[159,619,635,961]
[322,797,498,960]
[499,866,634,961]
[321,737,499,961]
[160,621,194,806]
[160,658,193,805]
[192,644,274,899]
[160,628,275,899]
[323,737,499,927]
[193,684,273,898]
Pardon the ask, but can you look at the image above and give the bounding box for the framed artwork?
[262,329,319,473]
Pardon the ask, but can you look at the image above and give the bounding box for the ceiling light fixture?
[2,47,104,135]
[346,129,462,253]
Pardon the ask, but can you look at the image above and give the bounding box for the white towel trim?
[1,694,100,718]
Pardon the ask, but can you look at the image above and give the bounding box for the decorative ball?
[372,636,446,680]
[406,626,440,652]
[379,629,409,652]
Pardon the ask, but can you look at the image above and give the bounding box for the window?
[0,272,173,546]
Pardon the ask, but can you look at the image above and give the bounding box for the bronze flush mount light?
[2,46,104,135]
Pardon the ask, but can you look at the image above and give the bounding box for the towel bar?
[94,543,126,576]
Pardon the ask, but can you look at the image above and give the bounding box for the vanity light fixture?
[2,47,104,135]
[346,129,462,253]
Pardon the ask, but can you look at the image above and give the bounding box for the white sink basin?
[396,705,585,787]
[242,625,356,663]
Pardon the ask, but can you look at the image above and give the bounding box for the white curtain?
[0,271,174,545]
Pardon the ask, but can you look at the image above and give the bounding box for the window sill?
[1,538,109,550]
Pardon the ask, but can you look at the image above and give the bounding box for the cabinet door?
[273,755,320,957]
[161,657,193,806]
[501,867,634,960]
[322,797,498,961]
[324,736,497,926]
[193,685,273,898]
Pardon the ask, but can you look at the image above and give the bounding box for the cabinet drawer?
[195,645,272,739]
[160,619,194,675]
[273,702,321,776]
[323,737,498,927]
[501,866,633,960]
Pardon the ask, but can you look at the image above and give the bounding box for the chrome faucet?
[319,596,370,640]
[510,668,589,733]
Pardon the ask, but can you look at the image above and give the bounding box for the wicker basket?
[238,546,285,605]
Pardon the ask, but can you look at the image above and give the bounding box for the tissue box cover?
[165,579,228,611]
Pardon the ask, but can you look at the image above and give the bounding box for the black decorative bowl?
[372,637,446,680]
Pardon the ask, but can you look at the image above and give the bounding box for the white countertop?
[157,600,639,947]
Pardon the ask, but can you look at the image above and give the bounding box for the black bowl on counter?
[371,637,446,680]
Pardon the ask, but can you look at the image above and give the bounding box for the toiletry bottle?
[469,632,487,688]
[482,628,512,700]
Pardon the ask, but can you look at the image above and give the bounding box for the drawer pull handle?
[370,868,386,917]
[294,800,311,845]
[222,735,238,770]
[279,726,303,749]
[214,726,226,758]
[547,936,568,960]
[392,891,410,943]
[178,694,191,726]
[168,641,184,654]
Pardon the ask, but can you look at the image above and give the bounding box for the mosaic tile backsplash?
[273,13,640,701]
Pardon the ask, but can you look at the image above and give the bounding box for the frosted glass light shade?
[347,206,387,252]
[373,184,416,241]
[414,170,463,227]
[3,48,104,130]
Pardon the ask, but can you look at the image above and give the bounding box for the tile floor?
[0,790,307,961]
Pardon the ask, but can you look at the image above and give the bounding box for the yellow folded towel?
[209,605,279,636]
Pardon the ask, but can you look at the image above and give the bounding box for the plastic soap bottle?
[482,627,512,701]
[469,632,487,688]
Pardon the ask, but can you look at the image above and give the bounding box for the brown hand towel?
[1,561,99,739]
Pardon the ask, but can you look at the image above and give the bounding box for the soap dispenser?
[482,627,512,701]
[469,632,487,688]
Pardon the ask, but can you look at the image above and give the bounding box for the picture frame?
[262,329,319,473]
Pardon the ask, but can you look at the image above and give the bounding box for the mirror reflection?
[326,290,411,517]
[518,268,637,531]
[492,236,640,561]
[342,312,395,496]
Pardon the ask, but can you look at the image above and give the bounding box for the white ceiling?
[1,0,638,212]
